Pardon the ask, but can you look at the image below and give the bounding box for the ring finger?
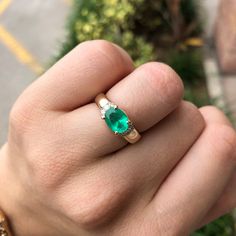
[64,62,184,157]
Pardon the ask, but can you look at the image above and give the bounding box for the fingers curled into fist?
[0,40,235,236]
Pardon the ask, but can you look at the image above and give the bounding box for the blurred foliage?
[191,215,235,236]
[57,0,155,66]
[57,0,204,82]
[57,1,235,235]
[167,49,204,86]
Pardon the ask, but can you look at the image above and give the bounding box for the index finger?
[14,40,134,111]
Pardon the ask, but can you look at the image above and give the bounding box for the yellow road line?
[0,24,44,75]
[0,0,11,16]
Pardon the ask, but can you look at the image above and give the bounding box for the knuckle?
[75,188,119,228]
[139,62,184,107]
[200,105,232,127]
[28,150,71,191]
[78,40,133,73]
[80,40,114,53]
[10,107,67,190]
[9,100,36,135]
[181,101,202,119]
[9,96,47,143]
[154,206,189,236]
[200,105,220,113]
[58,174,132,229]
[208,124,236,162]
[180,101,205,130]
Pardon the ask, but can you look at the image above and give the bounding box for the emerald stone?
[105,107,129,134]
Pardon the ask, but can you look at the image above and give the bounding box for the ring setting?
[95,94,141,144]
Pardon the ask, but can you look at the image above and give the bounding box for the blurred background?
[0,0,236,235]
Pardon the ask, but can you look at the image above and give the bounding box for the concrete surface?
[201,0,236,126]
[223,77,236,123]
[0,0,70,145]
[200,0,220,38]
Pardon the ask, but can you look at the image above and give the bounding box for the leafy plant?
[191,214,235,236]
[57,0,155,66]
[168,49,205,86]
[57,0,203,78]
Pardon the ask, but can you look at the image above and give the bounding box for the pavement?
[200,0,220,38]
[0,0,70,145]
[201,0,236,127]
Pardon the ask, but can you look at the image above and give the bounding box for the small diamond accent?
[103,103,111,111]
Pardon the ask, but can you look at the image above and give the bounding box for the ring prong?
[101,115,105,119]
[114,131,118,135]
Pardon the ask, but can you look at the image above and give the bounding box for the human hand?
[0,40,235,236]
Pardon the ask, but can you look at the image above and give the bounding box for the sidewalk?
[0,0,70,145]
[201,0,236,126]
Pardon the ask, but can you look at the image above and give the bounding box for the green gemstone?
[105,107,129,134]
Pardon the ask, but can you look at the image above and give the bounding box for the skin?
[0,40,235,236]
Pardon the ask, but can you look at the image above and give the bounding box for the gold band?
[0,209,12,236]
[95,94,141,144]
[123,128,141,144]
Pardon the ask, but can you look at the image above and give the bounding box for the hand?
[0,40,235,236]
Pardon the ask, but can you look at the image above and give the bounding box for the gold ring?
[95,94,141,144]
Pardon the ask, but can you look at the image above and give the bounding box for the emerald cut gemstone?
[105,107,129,134]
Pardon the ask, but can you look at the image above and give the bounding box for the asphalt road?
[0,0,70,145]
